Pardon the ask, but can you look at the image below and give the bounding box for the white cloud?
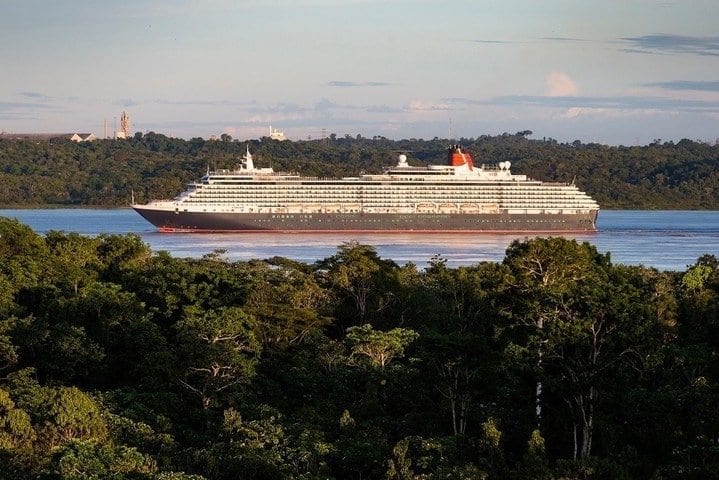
[563,107,583,118]
[407,100,451,111]
[559,107,621,119]
[558,106,671,120]
[545,71,579,97]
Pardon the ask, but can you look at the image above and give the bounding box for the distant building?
[70,133,97,142]
[269,125,286,141]
[115,111,131,139]
[0,132,97,142]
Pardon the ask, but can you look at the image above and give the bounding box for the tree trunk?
[535,317,544,426]
[573,421,578,460]
[580,387,596,458]
[573,386,596,458]
[450,397,459,435]
[536,377,542,424]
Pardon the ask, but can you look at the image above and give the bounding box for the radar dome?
[398,154,407,162]
[505,161,511,170]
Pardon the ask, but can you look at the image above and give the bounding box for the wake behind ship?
[133,146,599,233]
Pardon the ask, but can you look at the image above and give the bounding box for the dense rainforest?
[1,131,719,209]
[0,217,718,479]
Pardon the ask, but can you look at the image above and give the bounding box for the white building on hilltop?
[0,132,96,142]
[269,125,286,141]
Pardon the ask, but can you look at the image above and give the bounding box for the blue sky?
[1,0,718,145]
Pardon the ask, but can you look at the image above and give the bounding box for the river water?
[1,209,717,271]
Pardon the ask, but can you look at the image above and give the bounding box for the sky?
[1,0,719,145]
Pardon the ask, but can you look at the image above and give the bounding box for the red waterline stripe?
[157,227,597,234]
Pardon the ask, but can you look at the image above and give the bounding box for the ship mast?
[243,145,254,170]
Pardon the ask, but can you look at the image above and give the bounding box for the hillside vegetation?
[1,132,718,208]
[0,218,718,479]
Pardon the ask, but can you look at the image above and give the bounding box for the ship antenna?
[571,175,576,186]
[131,189,135,205]
[244,144,254,170]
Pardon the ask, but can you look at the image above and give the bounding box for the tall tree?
[504,238,609,429]
[317,242,399,329]
[175,306,261,409]
[45,231,100,296]
[504,238,661,458]
[345,324,418,370]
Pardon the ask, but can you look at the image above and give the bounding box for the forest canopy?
[1,132,718,209]
[0,216,718,479]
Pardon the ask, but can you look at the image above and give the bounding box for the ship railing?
[503,208,598,215]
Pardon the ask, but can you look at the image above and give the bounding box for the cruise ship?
[133,146,599,232]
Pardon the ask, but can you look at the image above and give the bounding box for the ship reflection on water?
[147,231,597,268]
[1,209,717,271]
[144,209,719,271]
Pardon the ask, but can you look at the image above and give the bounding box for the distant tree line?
[1,216,718,479]
[0,132,718,208]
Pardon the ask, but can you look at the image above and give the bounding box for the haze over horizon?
[2,0,718,146]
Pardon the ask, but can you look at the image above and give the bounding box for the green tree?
[0,317,18,373]
[45,231,101,295]
[51,439,157,479]
[504,238,609,428]
[414,259,509,437]
[345,324,418,370]
[318,242,400,327]
[175,307,261,409]
[12,310,106,384]
[0,217,48,297]
[96,233,151,282]
[504,238,665,460]
[243,260,332,348]
[0,387,35,469]
[40,387,109,450]
[665,256,719,478]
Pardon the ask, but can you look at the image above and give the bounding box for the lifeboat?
[416,203,437,213]
[438,203,459,213]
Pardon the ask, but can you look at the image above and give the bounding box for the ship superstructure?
[133,146,599,232]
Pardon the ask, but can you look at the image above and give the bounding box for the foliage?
[345,324,418,370]
[0,225,718,478]
[2,134,719,209]
[51,439,157,479]
[175,307,261,410]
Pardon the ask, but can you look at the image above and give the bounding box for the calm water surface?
[1,209,718,271]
